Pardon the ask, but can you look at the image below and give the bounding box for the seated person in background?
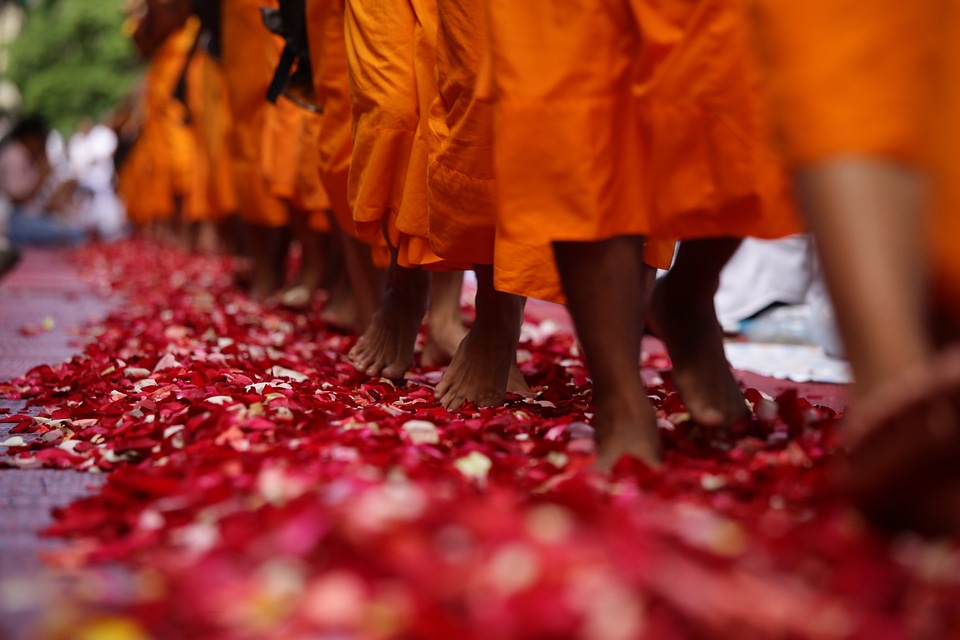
[68,117,118,194]
[68,117,127,240]
[0,115,89,247]
[714,235,843,357]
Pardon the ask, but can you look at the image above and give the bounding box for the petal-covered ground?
[2,240,959,639]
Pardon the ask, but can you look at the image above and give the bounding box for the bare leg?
[435,265,529,409]
[193,221,221,254]
[172,195,191,250]
[797,160,951,533]
[283,209,330,309]
[247,223,291,300]
[338,231,385,331]
[321,263,359,331]
[648,237,748,426]
[641,262,657,309]
[797,160,933,401]
[348,243,429,379]
[153,218,176,246]
[217,213,245,257]
[318,232,359,330]
[422,270,468,367]
[554,236,661,470]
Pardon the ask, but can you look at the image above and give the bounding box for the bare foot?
[435,267,524,410]
[281,274,323,310]
[591,396,662,472]
[647,274,748,427]
[507,362,533,396]
[247,226,290,301]
[320,290,360,332]
[321,275,359,333]
[348,266,429,380]
[842,349,960,535]
[421,312,467,367]
[421,271,467,367]
[195,222,221,255]
[435,324,514,410]
[232,259,254,292]
[338,233,384,331]
[249,267,282,301]
[280,284,315,310]
[283,248,327,309]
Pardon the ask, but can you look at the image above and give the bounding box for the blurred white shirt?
[68,124,118,192]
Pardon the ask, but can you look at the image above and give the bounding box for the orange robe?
[751,0,960,311]
[183,45,239,224]
[116,85,150,227]
[343,0,457,269]
[298,109,335,233]
[486,0,799,259]
[200,49,240,221]
[220,0,289,228]
[430,0,674,304]
[306,0,389,265]
[117,133,151,226]
[136,20,199,223]
[261,95,333,232]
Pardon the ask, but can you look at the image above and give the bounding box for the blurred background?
[0,0,140,134]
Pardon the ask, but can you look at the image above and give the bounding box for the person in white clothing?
[67,117,126,239]
[714,235,843,357]
[0,115,88,246]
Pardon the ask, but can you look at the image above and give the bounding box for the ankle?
[662,272,717,304]
[592,392,656,434]
[474,290,524,326]
[592,375,649,414]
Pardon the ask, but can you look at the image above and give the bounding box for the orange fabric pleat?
[136,20,199,222]
[220,0,289,228]
[487,0,800,253]
[307,0,389,265]
[344,0,452,269]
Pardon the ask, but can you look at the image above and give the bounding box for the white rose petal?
[152,353,182,373]
[455,451,492,480]
[402,420,439,445]
[269,366,309,382]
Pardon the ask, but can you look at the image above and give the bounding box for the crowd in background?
[0,108,128,278]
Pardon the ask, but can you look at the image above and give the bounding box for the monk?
[181,32,239,253]
[134,17,199,242]
[427,0,678,411]
[751,0,960,534]
[487,0,800,469]
[342,0,469,379]
[422,0,526,409]
[221,0,293,298]
[261,93,339,309]
[258,2,352,312]
[303,0,387,332]
[114,85,151,231]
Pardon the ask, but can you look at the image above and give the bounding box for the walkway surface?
[0,249,114,640]
[0,247,850,639]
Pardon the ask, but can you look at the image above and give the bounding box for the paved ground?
[0,249,114,640]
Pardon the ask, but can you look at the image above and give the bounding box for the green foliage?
[6,0,142,133]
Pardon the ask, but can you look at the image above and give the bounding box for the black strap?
[266,43,298,104]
